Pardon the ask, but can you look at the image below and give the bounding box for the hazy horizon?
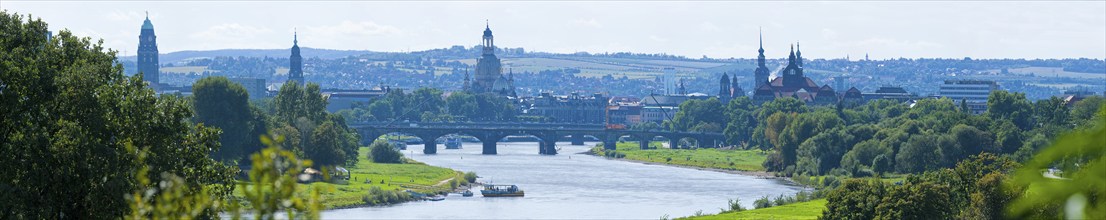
[4,1,1105,59]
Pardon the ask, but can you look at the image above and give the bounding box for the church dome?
[492,75,509,91]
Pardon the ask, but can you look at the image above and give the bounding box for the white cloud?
[189,23,273,40]
[698,22,721,32]
[105,10,145,21]
[572,18,603,28]
[305,20,403,38]
[821,28,839,39]
[649,35,668,42]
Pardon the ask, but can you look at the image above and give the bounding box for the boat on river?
[444,136,463,149]
[461,190,474,197]
[480,184,524,197]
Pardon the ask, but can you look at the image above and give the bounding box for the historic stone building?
[137,12,160,88]
[465,23,515,97]
[750,40,837,105]
[288,31,305,85]
[528,92,607,124]
[718,72,744,103]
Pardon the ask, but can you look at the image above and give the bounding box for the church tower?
[137,12,160,88]
[288,31,304,85]
[753,28,770,90]
[732,75,744,97]
[463,69,471,90]
[719,72,731,97]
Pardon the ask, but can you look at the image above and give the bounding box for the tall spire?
[145,11,148,20]
[758,27,764,53]
[789,44,795,60]
[293,28,298,45]
[796,41,803,66]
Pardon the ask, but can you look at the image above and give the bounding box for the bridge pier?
[669,138,679,149]
[538,133,559,155]
[639,138,650,150]
[539,140,558,155]
[602,134,618,150]
[570,134,585,145]
[480,139,495,155]
[418,134,439,155]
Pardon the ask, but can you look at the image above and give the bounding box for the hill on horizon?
[118,47,377,64]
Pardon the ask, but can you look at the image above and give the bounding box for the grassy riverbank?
[681,199,827,220]
[236,146,464,209]
[592,142,768,172]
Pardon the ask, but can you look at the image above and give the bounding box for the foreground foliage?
[1007,105,1106,219]
[127,135,322,219]
[0,12,233,218]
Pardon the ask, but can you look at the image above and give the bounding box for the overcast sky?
[4,1,1105,59]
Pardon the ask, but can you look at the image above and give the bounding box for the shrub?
[795,191,810,202]
[369,141,404,163]
[754,196,774,209]
[822,176,840,188]
[361,186,412,206]
[727,198,746,212]
[463,172,478,183]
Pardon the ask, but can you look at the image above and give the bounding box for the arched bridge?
[351,122,726,155]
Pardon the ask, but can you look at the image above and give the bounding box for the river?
[323,142,805,219]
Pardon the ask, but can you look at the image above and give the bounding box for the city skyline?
[4,1,1105,59]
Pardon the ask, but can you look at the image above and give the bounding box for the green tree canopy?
[0,12,233,218]
[192,76,261,161]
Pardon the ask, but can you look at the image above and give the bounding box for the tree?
[724,97,757,146]
[368,100,394,121]
[895,134,943,173]
[1033,96,1069,128]
[821,179,886,220]
[796,128,850,175]
[306,121,346,167]
[445,91,479,120]
[303,83,328,122]
[949,124,992,158]
[275,81,306,123]
[841,140,889,176]
[670,98,725,131]
[0,12,233,218]
[751,97,808,149]
[192,76,257,161]
[873,181,953,220]
[779,110,844,171]
[990,120,1023,154]
[407,87,445,121]
[1069,96,1104,128]
[986,90,1033,130]
[369,141,404,163]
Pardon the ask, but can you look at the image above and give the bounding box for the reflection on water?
[323,142,804,219]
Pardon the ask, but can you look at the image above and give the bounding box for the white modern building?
[939,80,1000,114]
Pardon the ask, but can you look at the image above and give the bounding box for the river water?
[323,142,804,219]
